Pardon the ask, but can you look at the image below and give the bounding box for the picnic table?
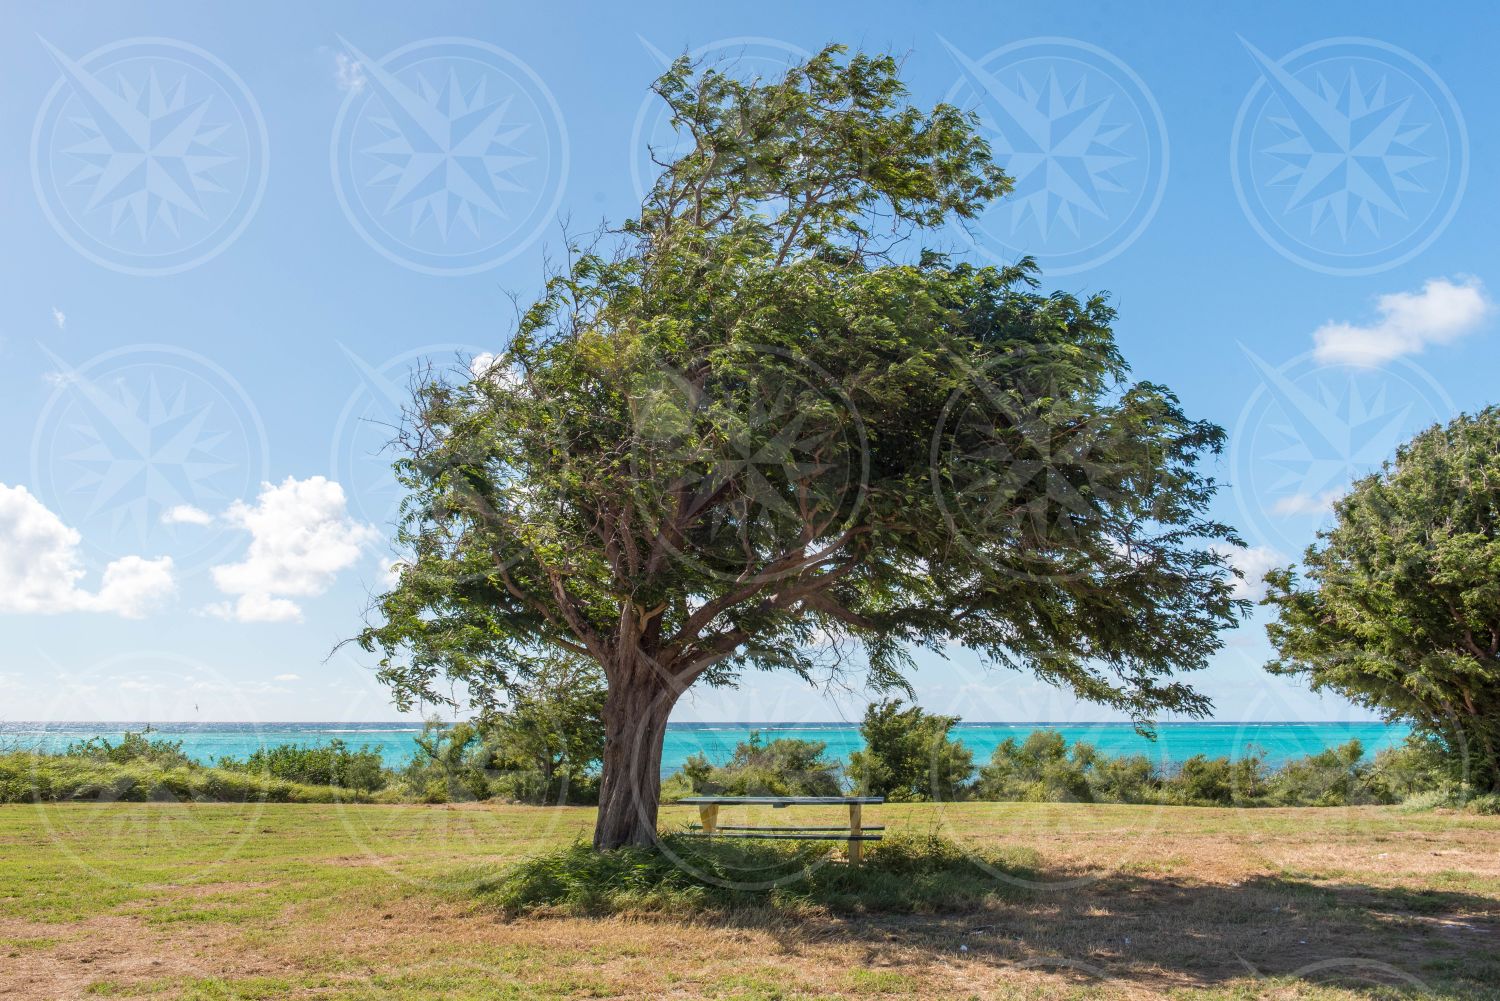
[678,796,884,865]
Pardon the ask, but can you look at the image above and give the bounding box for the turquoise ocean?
[1,721,1408,776]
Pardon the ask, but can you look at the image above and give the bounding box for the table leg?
[699,804,719,835]
[848,802,862,867]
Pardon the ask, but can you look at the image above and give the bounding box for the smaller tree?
[847,700,974,801]
[487,657,607,804]
[667,732,842,798]
[1263,407,1500,794]
[401,656,607,804]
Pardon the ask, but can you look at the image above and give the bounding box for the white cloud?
[161,504,213,526]
[470,352,500,378]
[0,484,175,618]
[334,51,366,93]
[1271,489,1343,517]
[51,307,66,331]
[273,673,301,682]
[1313,277,1492,367]
[1219,545,1285,602]
[207,476,377,623]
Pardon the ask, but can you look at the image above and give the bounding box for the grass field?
[1,800,1497,999]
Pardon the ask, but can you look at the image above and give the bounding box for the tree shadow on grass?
[472,836,1500,998]
[775,873,1500,999]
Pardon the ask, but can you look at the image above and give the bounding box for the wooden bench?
[677,796,884,865]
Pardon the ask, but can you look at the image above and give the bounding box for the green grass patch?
[471,831,1036,917]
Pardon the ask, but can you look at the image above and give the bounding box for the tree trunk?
[592,677,676,850]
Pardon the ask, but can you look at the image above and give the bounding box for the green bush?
[1166,753,1267,805]
[0,752,369,804]
[663,732,842,800]
[976,730,1099,803]
[63,731,192,768]
[218,740,388,792]
[846,700,973,802]
[1265,740,1393,806]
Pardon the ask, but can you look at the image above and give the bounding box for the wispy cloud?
[51,307,66,331]
[1313,277,1492,367]
[1271,489,1343,517]
[334,51,366,94]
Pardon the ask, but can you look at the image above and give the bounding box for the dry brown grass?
[0,801,1496,999]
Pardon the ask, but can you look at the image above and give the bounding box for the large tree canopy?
[358,45,1244,848]
[1264,407,1500,793]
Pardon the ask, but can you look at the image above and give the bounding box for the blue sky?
[2,0,1496,725]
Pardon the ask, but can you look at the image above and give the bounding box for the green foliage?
[471,831,1034,917]
[399,720,495,803]
[486,656,606,804]
[355,44,1245,845]
[217,740,387,792]
[662,732,842,800]
[0,752,369,805]
[1263,407,1500,793]
[970,731,1432,807]
[977,729,1156,803]
[1170,753,1268,806]
[1265,739,1383,807]
[846,700,974,801]
[64,731,192,768]
[397,657,606,805]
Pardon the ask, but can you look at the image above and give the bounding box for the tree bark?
[592,676,676,850]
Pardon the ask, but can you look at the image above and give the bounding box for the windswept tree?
[359,46,1244,849]
[1263,407,1500,794]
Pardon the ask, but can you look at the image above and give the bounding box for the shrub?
[1090,752,1160,804]
[63,731,192,768]
[0,752,369,804]
[218,740,388,792]
[847,700,973,802]
[663,732,842,800]
[1166,753,1267,805]
[1265,739,1392,806]
[976,730,1096,803]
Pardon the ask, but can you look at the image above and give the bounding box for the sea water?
[1,720,1408,776]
